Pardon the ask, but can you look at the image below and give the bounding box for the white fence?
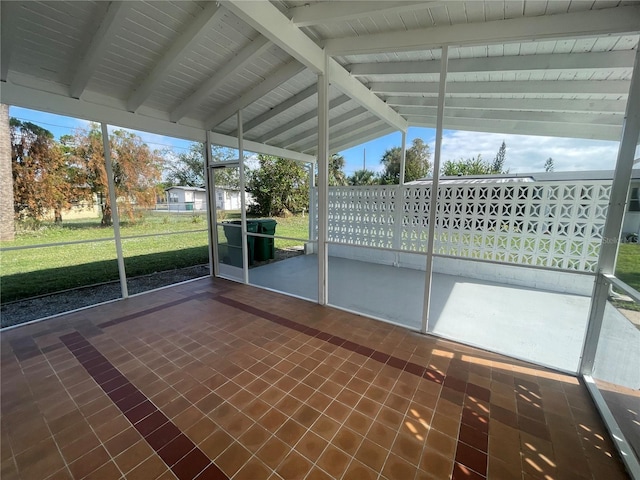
[313,181,612,273]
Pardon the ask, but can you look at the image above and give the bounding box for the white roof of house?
[1,1,638,156]
[409,169,640,185]
[165,186,206,192]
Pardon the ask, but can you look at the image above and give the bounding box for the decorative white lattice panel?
[327,186,396,249]
[431,181,611,272]
[316,181,611,272]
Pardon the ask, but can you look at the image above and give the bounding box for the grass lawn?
[613,243,640,311]
[1,211,311,303]
[3,210,637,307]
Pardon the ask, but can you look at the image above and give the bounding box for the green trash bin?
[254,219,277,261]
[185,202,194,211]
[222,221,258,267]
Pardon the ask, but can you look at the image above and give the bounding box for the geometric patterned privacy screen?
[320,181,611,272]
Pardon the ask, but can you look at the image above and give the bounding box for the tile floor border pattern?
[214,295,494,479]
[60,331,229,480]
[2,279,627,479]
[5,291,218,363]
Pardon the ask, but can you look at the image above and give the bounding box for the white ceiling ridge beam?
[69,1,133,99]
[1,81,315,164]
[408,117,621,141]
[222,0,407,132]
[297,117,382,152]
[324,6,640,56]
[254,95,351,144]
[171,36,272,123]
[370,80,631,95]
[326,126,396,155]
[289,1,442,27]
[222,0,324,73]
[127,2,225,113]
[402,108,622,126]
[206,60,306,130]
[349,51,636,77]
[230,84,317,136]
[386,96,627,113]
[328,60,406,131]
[283,106,368,149]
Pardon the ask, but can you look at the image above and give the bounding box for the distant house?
[165,186,207,211]
[215,188,255,211]
[164,186,254,212]
[408,169,640,237]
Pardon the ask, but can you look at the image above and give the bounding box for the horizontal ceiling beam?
[349,51,636,77]
[289,1,439,27]
[208,132,315,163]
[324,6,640,56]
[254,95,351,144]
[297,117,381,152]
[1,81,315,163]
[232,84,317,136]
[222,0,407,132]
[385,96,627,113]
[206,60,305,130]
[70,1,133,99]
[283,107,368,149]
[127,2,225,113]
[407,116,621,141]
[327,126,396,155]
[171,36,272,123]
[400,108,623,126]
[327,123,390,153]
[370,80,631,95]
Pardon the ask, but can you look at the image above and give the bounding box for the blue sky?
[10,106,621,175]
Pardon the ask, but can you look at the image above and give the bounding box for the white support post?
[393,131,408,258]
[399,130,407,186]
[237,110,249,285]
[421,46,449,333]
[317,54,329,305]
[100,123,128,299]
[308,163,315,249]
[580,47,640,375]
[205,131,219,277]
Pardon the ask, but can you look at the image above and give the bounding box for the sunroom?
[1,1,639,479]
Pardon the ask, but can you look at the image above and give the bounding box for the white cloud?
[437,130,620,173]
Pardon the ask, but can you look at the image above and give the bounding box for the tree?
[348,169,378,186]
[11,118,81,223]
[442,155,495,176]
[329,153,348,186]
[166,143,206,187]
[247,155,309,217]
[492,141,507,174]
[544,157,554,172]
[380,138,431,184]
[69,124,163,226]
[165,143,239,189]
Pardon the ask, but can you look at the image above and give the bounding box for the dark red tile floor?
[0,277,630,479]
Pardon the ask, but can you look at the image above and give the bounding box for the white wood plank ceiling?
[1,0,639,157]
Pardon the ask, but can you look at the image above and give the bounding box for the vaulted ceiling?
[1,1,639,159]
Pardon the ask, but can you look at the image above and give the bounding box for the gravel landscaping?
[1,265,210,328]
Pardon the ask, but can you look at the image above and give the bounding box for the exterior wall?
[166,188,207,211]
[0,104,14,241]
